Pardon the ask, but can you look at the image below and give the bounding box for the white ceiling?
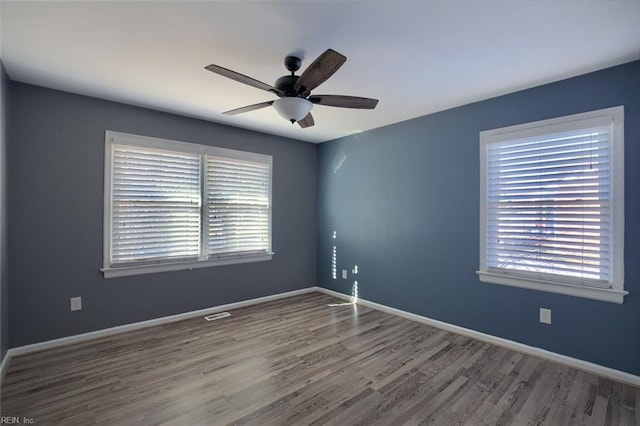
[1,1,638,144]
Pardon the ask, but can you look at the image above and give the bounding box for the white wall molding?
[315,287,640,387]
[4,287,316,362]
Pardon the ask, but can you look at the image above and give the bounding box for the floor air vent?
[204,312,231,321]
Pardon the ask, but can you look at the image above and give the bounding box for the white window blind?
[206,155,271,257]
[479,106,625,303]
[111,145,201,266]
[486,125,612,284]
[103,131,273,278]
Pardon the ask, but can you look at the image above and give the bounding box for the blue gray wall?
[8,82,317,347]
[318,60,640,375]
[0,63,8,362]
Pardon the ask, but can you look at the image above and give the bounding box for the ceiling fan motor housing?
[275,75,301,97]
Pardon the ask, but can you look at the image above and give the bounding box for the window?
[478,106,625,303]
[102,131,272,278]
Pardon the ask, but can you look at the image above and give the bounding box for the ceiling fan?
[205,49,378,128]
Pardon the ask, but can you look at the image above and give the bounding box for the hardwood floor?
[1,292,638,425]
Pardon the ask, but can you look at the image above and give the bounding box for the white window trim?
[102,131,273,279]
[477,106,626,303]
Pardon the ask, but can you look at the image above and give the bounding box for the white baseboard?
[315,287,640,387]
[6,287,316,360]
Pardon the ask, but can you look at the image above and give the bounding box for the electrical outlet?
[342,269,348,279]
[70,297,82,311]
[539,308,551,324]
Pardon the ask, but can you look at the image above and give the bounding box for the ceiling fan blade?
[297,112,315,128]
[222,101,274,115]
[308,95,378,109]
[205,64,283,97]
[294,49,347,96]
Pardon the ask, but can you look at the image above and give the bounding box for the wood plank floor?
[1,292,638,425]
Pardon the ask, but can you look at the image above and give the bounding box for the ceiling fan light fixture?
[273,97,313,123]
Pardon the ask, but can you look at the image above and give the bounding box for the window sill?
[477,271,627,304]
[102,253,274,279]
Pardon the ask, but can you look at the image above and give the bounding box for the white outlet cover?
[70,296,82,311]
[539,308,551,324]
[342,270,348,279]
